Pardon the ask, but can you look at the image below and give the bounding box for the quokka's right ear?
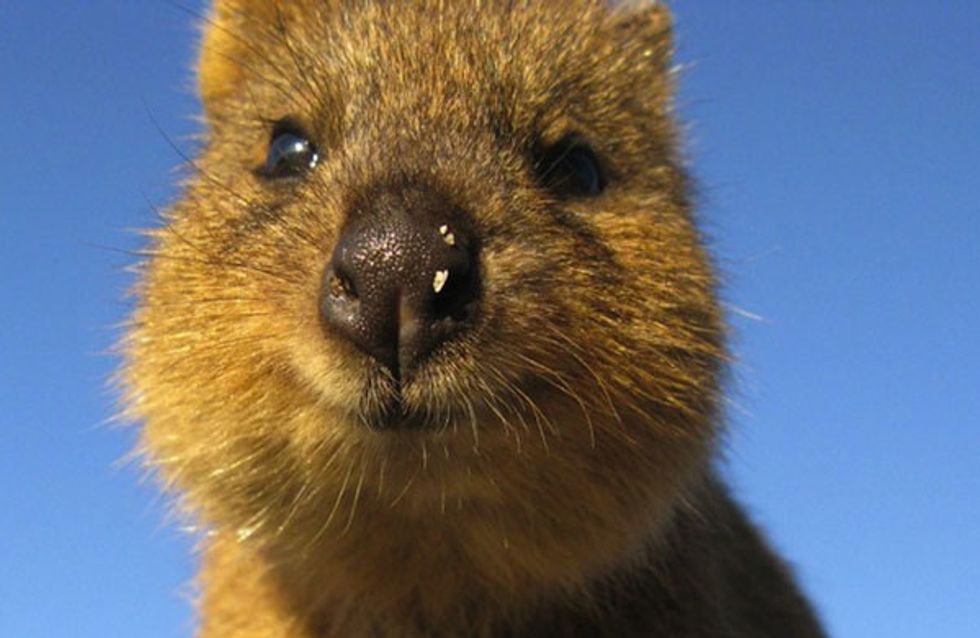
[604,1,674,72]
[199,0,259,115]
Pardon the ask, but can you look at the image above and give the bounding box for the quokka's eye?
[260,121,319,179]
[536,137,605,198]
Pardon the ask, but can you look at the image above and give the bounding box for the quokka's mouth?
[361,394,426,431]
[355,363,452,432]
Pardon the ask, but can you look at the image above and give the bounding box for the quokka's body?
[123,1,827,636]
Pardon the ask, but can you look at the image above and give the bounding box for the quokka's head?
[125,0,725,558]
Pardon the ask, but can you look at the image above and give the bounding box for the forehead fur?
[199,0,674,132]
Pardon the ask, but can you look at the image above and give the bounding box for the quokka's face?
[126,0,724,540]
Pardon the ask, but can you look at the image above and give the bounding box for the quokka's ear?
[604,1,674,71]
[199,0,261,115]
[198,0,308,117]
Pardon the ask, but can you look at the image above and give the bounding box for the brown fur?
[123,1,826,636]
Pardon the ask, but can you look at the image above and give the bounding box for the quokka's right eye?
[259,120,319,180]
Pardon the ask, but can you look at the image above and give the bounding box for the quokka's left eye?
[536,137,605,198]
[259,121,319,179]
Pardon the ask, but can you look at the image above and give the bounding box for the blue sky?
[2,2,978,636]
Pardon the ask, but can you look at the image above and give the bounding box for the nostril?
[328,267,358,300]
[430,259,478,323]
[426,221,479,324]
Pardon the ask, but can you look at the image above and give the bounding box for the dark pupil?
[540,143,603,198]
[562,147,601,196]
[265,132,317,177]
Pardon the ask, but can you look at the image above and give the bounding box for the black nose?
[319,185,479,382]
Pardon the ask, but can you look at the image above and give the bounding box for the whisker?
[311,454,356,545]
[543,325,622,425]
[341,458,367,535]
[376,454,387,499]
[121,247,301,285]
[505,347,597,448]
[388,464,420,508]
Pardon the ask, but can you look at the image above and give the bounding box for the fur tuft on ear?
[605,0,674,69]
[198,0,310,117]
[199,0,257,114]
